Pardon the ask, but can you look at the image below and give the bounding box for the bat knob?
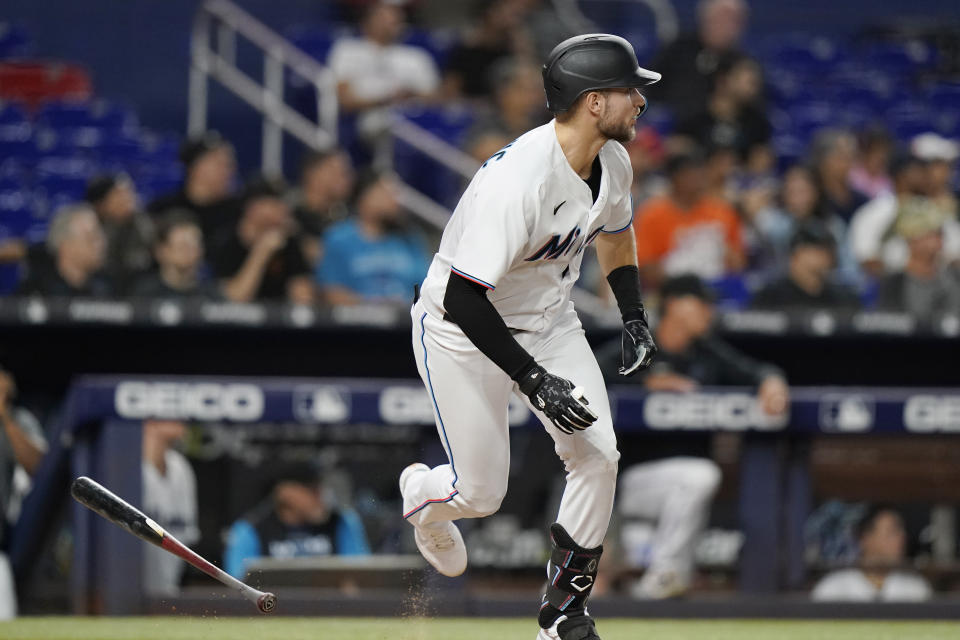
[257,592,277,614]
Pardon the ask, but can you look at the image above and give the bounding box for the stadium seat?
[0,23,33,59]
[0,101,28,124]
[0,122,36,160]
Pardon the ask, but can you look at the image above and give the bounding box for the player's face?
[597,88,647,143]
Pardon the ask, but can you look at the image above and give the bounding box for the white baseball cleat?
[399,463,468,577]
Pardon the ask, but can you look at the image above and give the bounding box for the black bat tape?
[71,476,166,547]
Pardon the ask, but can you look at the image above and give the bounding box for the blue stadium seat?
[285,24,347,64]
[861,42,936,79]
[0,102,28,125]
[36,101,95,128]
[0,122,36,160]
[402,28,455,69]
[765,35,848,79]
[0,23,33,59]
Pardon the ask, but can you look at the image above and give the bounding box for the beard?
[598,110,637,143]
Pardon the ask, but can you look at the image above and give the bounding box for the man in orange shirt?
[634,150,745,290]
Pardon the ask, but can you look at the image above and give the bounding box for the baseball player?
[401,34,660,640]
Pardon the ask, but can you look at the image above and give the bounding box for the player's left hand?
[619,318,657,376]
[518,366,598,434]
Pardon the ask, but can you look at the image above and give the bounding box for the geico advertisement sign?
[115,382,264,421]
[642,392,787,431]
[379,386,530,426]
[904,395,960,432]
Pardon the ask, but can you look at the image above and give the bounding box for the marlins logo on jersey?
[418,120,634,333]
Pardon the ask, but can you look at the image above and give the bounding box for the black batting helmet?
[542,33,661,113]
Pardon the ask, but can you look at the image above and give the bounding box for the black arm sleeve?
[442,271,537,381]
[606,264,647,322]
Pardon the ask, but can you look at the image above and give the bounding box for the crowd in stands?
[1,0,958,319]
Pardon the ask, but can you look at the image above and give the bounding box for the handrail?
[188,0,468,231]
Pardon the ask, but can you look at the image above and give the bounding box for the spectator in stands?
[633,149,745,291]
[812,505,932,602]
[141,419,198,596]
[809,129,869,224]
[442,0,532,100]
[131,212,220,299]
[876,198,960,315]
[291,149,356,266]
[912,132,959,223]
[468,57,547,141]
[211,177,315,305]
[17,204,110,297]
[848,153,959,279]
[849,126,894,199]
[148,132,239,253]
[754,165,827,272]
[597,275,787,599]
[86,173,154,295]
[0,365,46,619]
[316,170,430,305]
[648,0,750,122]
[466,128,514,165]
[224,463,369,579]
[674,53,772,172]
[516,0,577,61]
[625,126,668,207]
[328,2,440,114]
[751,221,861,311]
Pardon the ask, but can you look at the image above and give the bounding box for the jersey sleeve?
[449,184,535,290]
[602,146,635,234]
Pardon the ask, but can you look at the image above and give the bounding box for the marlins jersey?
[419,120,634,332]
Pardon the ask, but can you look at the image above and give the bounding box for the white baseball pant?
[617,457,721,581]
[404,301,619,548]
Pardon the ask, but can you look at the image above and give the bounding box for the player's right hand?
[517,365,598,434]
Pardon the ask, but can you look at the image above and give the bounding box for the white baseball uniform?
[406,120,633,548]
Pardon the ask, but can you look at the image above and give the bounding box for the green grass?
[1,618,958,640]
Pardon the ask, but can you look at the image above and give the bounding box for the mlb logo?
[819,395,875,433]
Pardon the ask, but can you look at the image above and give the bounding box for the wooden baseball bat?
[71,475,277,614]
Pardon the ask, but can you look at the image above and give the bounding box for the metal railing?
[188,0,475,230]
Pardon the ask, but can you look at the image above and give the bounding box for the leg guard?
[538,523,602,630]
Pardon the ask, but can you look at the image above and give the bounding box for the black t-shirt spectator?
[129,273,221,300]
[649,35,739,121]
[17,269,111,298]
[148,191,241,253]
[445,44,510,98]
[676,105,771,161]
[751,278,861,311]
[209,232,310,301]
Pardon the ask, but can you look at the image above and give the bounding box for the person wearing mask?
[85,173,154,295]
[130,212,220,299]
[316,170,430,305]
[210,178,315,304]
[812,506,932,602]
[633,149,745,290]
[224,463,369,579]
[751,221,861,311]
[148,132,240,253]
[876,197,960,316]
[17,204,110,297]
[0,366,46,619]
[141,420,199,596]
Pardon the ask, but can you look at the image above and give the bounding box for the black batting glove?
[517,365,598,434]
[620,317,657,376]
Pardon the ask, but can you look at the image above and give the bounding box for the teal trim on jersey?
[601,193,634,234]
